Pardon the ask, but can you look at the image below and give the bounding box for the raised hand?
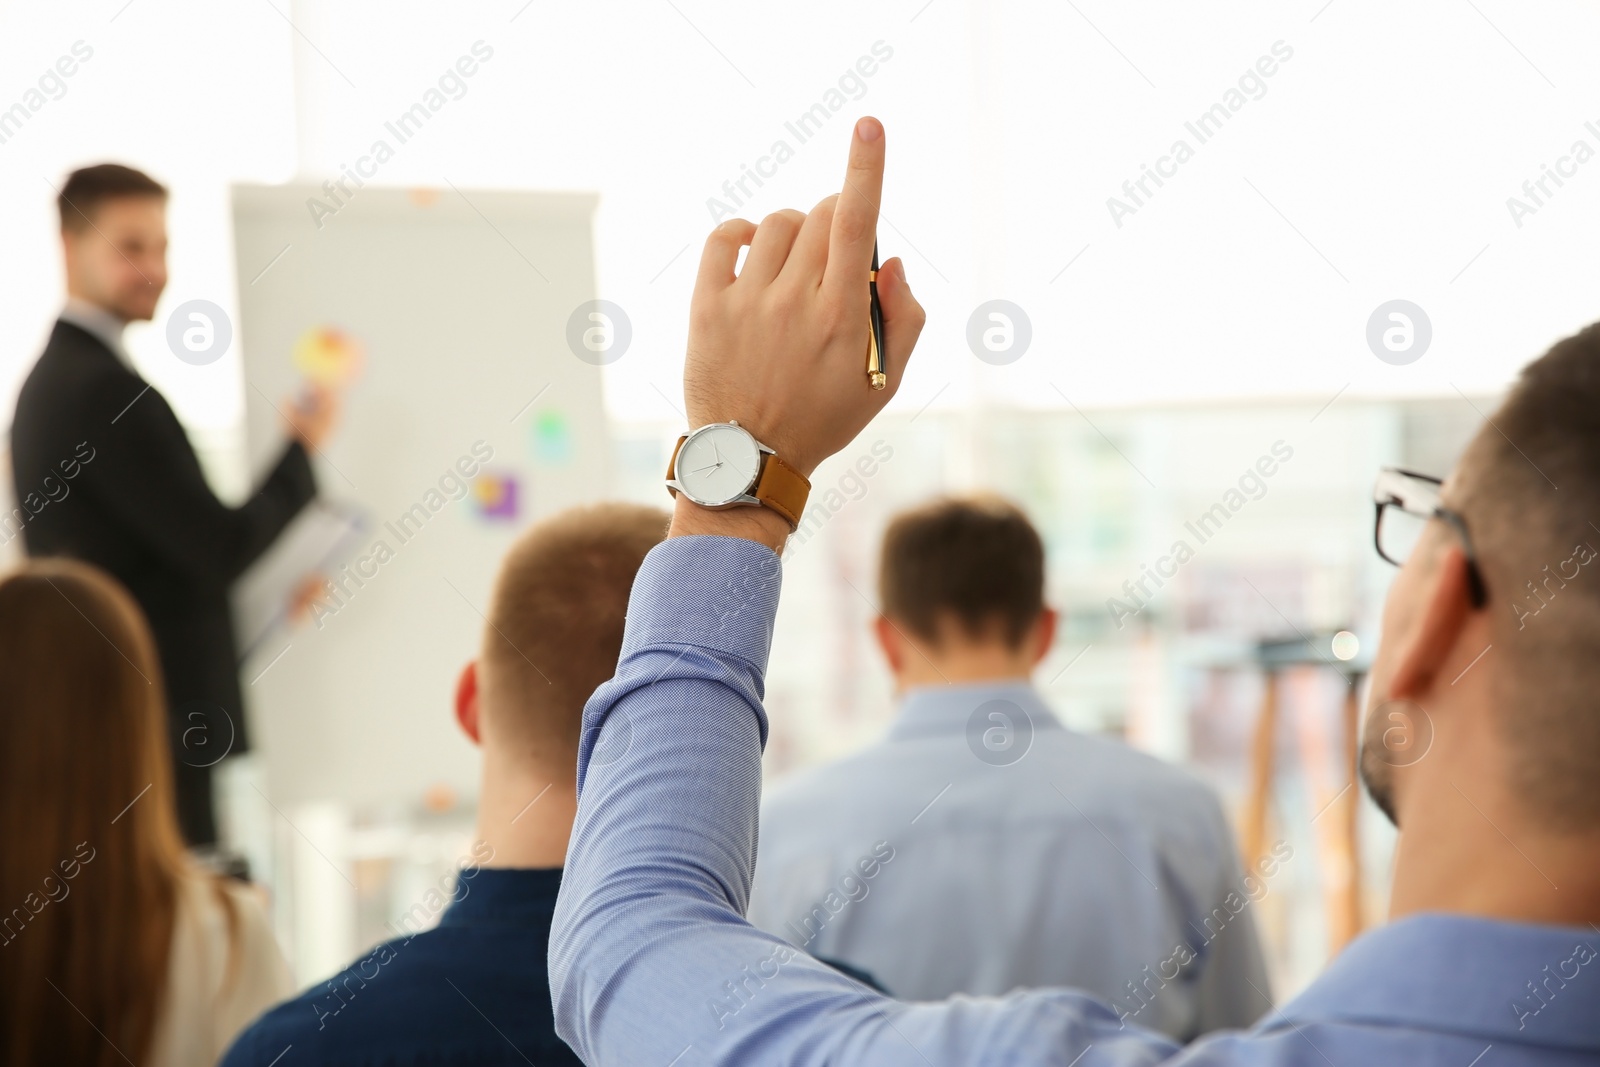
[682,116,925,482]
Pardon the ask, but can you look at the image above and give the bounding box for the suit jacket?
[9,319,317,756]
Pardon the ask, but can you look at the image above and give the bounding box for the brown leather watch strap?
[752,453,810,528]
[665,433,811,529]
[666,434,687,484]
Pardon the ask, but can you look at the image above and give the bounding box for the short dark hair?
[57,163,166,233]
[479,502,669,767]
[878,495,1045,648]
[1453,322,1600,828]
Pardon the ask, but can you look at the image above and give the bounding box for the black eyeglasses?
[1372,467,1488,607]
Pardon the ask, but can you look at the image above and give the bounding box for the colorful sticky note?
[292,326,365,388]
[532,410,573,464]
[471,472,519,520]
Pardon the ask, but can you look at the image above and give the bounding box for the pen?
[867,241,886,390]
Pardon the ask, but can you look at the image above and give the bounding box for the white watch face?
[677,424,761,506]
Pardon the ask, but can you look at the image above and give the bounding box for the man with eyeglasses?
[548,118,1600,1064]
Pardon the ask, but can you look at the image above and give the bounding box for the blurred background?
[3,0,1597,1005]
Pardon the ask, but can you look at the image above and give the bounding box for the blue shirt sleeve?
[548,535,1183,1066]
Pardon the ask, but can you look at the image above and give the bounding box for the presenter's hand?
[286,384,340,451]
[682,116,924,481]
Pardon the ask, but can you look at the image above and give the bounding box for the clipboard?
[232,498,368,663]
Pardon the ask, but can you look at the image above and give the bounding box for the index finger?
[822,116,885,295]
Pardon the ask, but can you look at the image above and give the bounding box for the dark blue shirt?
[222,867,578,1067]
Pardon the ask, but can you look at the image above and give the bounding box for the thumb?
[875,257,925,394]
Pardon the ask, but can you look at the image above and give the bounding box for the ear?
[1029,608,1059,668]
[873,615,903,674]
[1388,545,1478,700]
[454,660,481,746]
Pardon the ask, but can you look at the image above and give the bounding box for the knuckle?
[759,210,802,237]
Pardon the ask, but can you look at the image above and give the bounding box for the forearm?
[222,439,318,580]
[550,535,790,1058]
[549,535,895,1064]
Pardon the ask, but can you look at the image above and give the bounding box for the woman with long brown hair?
[0,558,290,1065]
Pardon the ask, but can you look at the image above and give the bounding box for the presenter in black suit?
[9,164,338,847]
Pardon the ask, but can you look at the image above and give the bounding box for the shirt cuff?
[621,534,782,675]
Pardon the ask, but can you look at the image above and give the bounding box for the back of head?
[478,503,669,767]
[0,559,187,1066]
[878,494,1045,648]
[1449,324,1600,830]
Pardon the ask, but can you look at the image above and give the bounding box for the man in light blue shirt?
[749,496,1271,1040]
[549,117,1600,1065]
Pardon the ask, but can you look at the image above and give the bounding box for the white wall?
[5,0,1597,439]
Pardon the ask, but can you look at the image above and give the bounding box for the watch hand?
[688,461,722,474]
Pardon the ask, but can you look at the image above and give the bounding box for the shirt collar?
[439,866,564,927]
[1272,912,1600,1051]
[885,679,1062,743]
[59,297,134,370]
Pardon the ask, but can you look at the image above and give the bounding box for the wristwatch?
[665,421,811,529]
